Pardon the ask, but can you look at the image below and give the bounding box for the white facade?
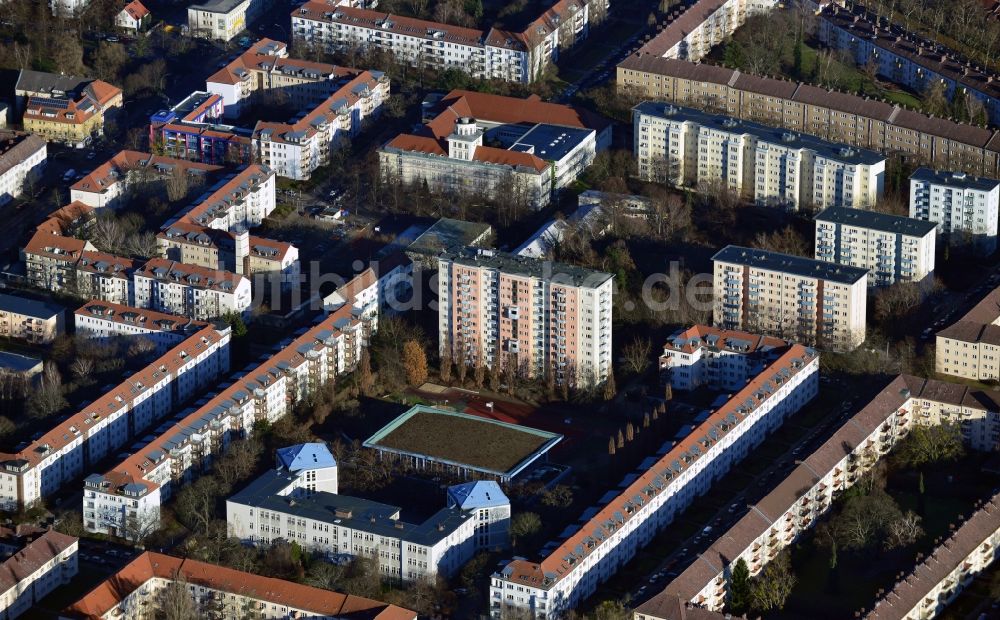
[0,133,46,208]
[713,245,869,351]
[659,325,791,391]
[0,530,78,620]
[438,250,613,388]
[74,300,208,355]
[651,374,1000,615]
[814,207,937,287]
[49,0,88,16]
[132,259,252,321]
[634,103,886,211]
[0,325,230,510]
[292,1,601,84]
[227,470,509,582]
[909,168,1000,255]
[656,0,780,62]
[173,165,275,231]
[187,0,264,41]
[83,303,367,536]
[490,345,819,619]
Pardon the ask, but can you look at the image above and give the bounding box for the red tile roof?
[0,530,77,595]
[121,0,149,20]
[64,551,415,619]
[71,150,222,196]
[499,344,817,590]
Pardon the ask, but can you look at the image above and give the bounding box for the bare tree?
[157,574,199,620]
[622,336,653,376]
[70,357,95,382]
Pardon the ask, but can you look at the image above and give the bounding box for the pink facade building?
[438,249,613,388]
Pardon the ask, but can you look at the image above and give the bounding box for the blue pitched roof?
[447,481,509,510]
[276,443,336,473]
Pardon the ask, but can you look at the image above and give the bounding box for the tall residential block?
[909,168,1000,255]
[438,249,613,388]
[814,207,936,287]
[633,102,885,211]
[713,245,869,351]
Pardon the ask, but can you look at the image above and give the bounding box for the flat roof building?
[713,245,869,350]
[814,207,937,287]
[633,102,886,211]
[909,168,1000,255]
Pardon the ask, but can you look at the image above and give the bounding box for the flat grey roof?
[713,245,869,284]
[815,207,937,237]
[512,124,593,162]
[188,0,248,13]
[910,167,1000,191]
[445,247,613,288]
[230,469,473,546]
[0,294,63,320]
[0,351,42,373]
[633,101,886,166]
[407,218,492,256]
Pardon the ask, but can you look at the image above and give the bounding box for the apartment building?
[490,344,819,619]
[814,207,937,287]
[226,444,510,581]
[75,300,209,355]
[132,259,252,321]
[644,374,1000,615]
[645,0,779,62]
[379,90,610,207]
[909,168,1000,255]
[14,70,122,147]
[148,92,252,166]
[0,131,46,207]
[72,252,135,305]
[818,4,1000,125]
[200,39,390,180]
[157,222,299,287]
[438,248,613,388]
[865,491,1000,619]
[713,246,869,351]
[617,56,1000,179]
[633,102,886,210]
[64,551,416,620]
[292,0,605,84]
[69,150,222,210]
[659,325,792,391]
[0,530,77,620]
[936,285,1000,382]
[49,0,88,16]
[0,294,64,345]
[82,304,366,536]
[187,0,265,41]
[169,164,276,231]
[382,90,605,208]
[0,323,230,510]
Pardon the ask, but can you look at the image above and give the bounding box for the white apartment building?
[936,285,1000,382]
[645,374,1000,615]
[0,132,45,208]
[70,151,222,210]
[170,164,275,231]
[0,530,77,620]
[202,39,390,180]
[490,344,819,619]
[226,444,510,582]
[65,551,416,620]
[49,0,88,16]
[866,490,1000,619]
[75,300,209,356]
[292,0,602,85]
[659,325,792,391]
[713,245,870,351]
[643,0,780,62]
[382,89,602,208]
[909,168,1000,255]
[187,0,265,41]
[634,102,886,211]
[438,248,613,388]
[82,303,367,537]
[814,207,937,287]
[0,324,230,510]
[132,259,252,321]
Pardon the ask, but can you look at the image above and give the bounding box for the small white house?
[115,0,150,32]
